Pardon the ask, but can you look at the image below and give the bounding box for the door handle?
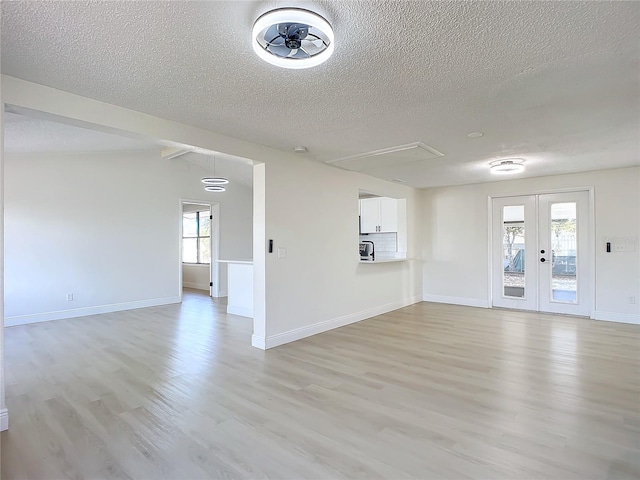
[540,257,546,262]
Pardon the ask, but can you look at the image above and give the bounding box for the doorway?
[181,201,220,297]
[491,191,592,316]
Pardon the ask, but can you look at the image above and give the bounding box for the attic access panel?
[326,142,444,172]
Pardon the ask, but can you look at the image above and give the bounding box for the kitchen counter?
[359,258,407,263]
[359,253,407,263]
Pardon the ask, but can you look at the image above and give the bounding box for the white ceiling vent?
[326,142,445,172]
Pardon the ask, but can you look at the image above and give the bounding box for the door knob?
[540,257,546,262]
[540,249,545,254]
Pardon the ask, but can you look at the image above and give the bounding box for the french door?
[491,191,591,316]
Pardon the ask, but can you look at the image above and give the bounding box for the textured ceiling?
[2,1,639,187]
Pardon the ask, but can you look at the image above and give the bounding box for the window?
[182,211,211,264]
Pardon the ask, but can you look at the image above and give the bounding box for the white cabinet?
[360,197,398,233]
[378,197,398,232]
[360,198,380,233]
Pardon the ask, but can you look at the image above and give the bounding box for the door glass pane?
[183,238,197,263]
[503,205,525,298]
[183,213,197,237]
[550,202,577,303]
[199,213,211,237]
[198,237,211,264]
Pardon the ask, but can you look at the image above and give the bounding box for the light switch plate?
[277,247,287,259]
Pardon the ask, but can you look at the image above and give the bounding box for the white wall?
[182,264,210,291]
[421,167,640,323]
[4,150,252,325]
[179,183,253,298]
[253,154,423,348]
[0,97,7,431]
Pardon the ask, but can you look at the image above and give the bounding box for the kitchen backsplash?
[359,232,397,252]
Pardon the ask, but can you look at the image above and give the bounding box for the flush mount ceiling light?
[490,159,525,175]
[252,8,334,69]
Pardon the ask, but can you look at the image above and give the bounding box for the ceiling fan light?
[202,177,229,185]
[252,8,334,69]
[490,159,525,175]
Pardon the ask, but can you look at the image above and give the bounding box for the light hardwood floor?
[2,290,639,479]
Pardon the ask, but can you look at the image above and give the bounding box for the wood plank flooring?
[2,289,639,479]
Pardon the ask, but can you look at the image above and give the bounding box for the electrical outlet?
[614,243,626,252]
[630,296,636,305]
[66,293,74,301]
[277,247,287,259]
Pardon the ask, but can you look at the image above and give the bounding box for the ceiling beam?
[161,147,191,160]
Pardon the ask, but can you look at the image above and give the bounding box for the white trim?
[4,296,181,327]
[251,334,266,350]
[227,305,253,318]
[182,282,210,291]
[261,296,423,349]
[487,186,595,318]
[211,203,221,297]
[487,195,494,308]
[0,408,8,431]
[216,289,228,298]
[593,311,640,325]
[588,187,596,319]
[490,185,595,198]
[423,294,491,309]
[179,199,220,299]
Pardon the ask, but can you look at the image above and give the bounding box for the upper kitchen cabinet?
[360,196,398,233]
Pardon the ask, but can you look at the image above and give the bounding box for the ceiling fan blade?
[265,36,285,47]
[305,32,329,46]
[300,40,322,54]
[291,48,311,58]
[263,24,280,42]
[267,44,291,57]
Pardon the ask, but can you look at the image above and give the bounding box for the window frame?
[182,210,211,265]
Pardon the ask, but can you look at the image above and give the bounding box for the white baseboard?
[423,294,490,309]
[5,296,182,327]
[593,311,640,325]
[262,295,423,349]
[182,282,209,291]
[251,334,266,350]
[215,289,228,298]
[1,408,8,431]
[227,305,253,318]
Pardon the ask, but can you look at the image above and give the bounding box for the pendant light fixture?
[204,185,226,192]
[202,156,228,192]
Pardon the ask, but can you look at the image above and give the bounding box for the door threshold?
[491,306,590,319]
